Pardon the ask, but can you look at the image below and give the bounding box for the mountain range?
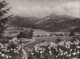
[8,14,80,32]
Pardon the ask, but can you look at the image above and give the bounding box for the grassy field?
[26,36,74,48]
[3,27,76,48]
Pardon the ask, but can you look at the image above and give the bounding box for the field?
[3,27,77,48]
[26,36,74,48]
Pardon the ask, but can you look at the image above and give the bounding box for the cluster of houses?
[34,31,80,37]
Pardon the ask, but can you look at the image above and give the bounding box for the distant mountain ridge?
[36,14,80,31]
[8,16,39,28]
[8,14,80,32]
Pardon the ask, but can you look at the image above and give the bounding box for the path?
[21,37,36,59]
[21,37,35,49]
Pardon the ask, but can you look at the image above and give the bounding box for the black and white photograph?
[0,0,80,59]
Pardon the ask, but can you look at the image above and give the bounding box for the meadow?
[3,27,77,48]
[26,36,74,48]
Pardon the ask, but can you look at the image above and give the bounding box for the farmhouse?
[46,34,50,36]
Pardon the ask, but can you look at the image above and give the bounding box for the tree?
[17,28,33,39]
[56,37,61,43]
[69,30,75,36]
[0,1,10,38]
[28,29,33,39]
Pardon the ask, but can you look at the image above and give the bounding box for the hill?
[8,16,39,28]
[8,14,80,32]
[36,14,80,32]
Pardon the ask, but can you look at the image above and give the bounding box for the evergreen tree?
[0,1,10,38]
[69,30,75,36]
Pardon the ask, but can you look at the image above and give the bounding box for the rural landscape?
[0,0,80,59]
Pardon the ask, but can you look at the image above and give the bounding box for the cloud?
[8,0,79,1]
[11,5,53,17]
[53,1,80,18]
[8,0,80,18]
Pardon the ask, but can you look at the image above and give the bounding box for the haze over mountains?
[8,13,80,32]
[7,0,80,18]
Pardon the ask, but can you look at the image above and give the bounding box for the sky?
[4,0,80,18]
